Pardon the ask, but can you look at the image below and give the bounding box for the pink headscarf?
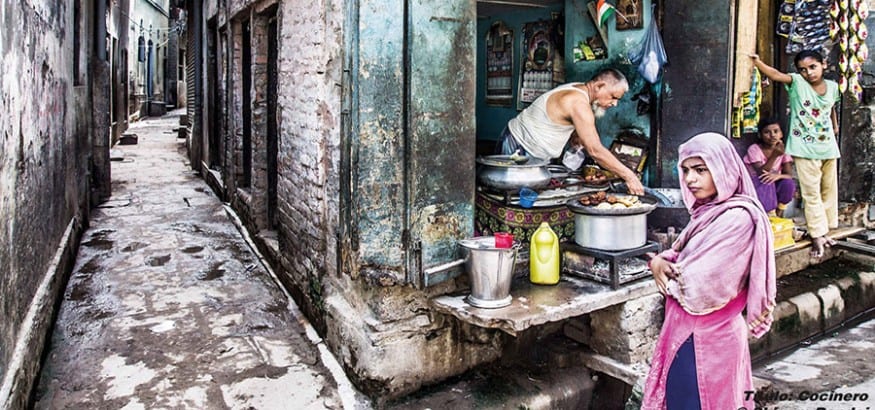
[662,132,776,337]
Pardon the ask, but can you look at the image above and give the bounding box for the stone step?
[749,253,875,362]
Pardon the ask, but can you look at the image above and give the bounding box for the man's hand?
[624,177,645,196]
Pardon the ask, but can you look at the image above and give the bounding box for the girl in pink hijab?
[642,132,776,410]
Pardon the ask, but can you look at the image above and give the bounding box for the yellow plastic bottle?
[530,222,560,285]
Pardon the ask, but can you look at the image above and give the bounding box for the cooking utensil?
[644,188,691,230]
[566,195,658,216]
[566,195,657,250]
[476,155,552,191]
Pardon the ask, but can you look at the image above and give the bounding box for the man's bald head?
[592,68,629,92]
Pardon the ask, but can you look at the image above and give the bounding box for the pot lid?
[477,155,550,168]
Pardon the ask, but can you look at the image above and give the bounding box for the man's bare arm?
[563,94,644,195]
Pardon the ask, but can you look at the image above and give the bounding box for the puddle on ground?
[197,262,225,280]
[181,245,204,254]
[77,258,102,274]
[145,254,172,266]
[82,229,116,250]
[81,238,114,250]
[122,242,149,252]
[171,222,205,234]
[67,282,90,301]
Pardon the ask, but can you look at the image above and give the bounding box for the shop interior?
[470,0,848,245]
[472,0,659,247]
[475,0,655,157]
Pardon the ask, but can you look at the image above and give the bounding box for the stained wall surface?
[0,0,104,407]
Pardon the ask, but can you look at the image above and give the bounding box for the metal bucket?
[458,237,519,308]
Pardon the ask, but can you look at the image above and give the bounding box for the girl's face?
[796,57,825,84]
[760,123,783,147]
[681,156,717,201]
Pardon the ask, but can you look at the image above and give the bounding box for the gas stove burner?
[561,241,660,289]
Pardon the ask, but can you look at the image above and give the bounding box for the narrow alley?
[3,0,875,409]
[31,111,368,409]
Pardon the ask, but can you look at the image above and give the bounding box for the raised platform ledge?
[774,226,865,278]
[432,227,870,337]
[431,274,656,336]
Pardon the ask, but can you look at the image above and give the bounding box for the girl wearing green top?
[750,50,841,258]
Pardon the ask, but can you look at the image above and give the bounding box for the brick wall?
[272,0,343,323]
[212,0,502,400]
[0,1,102,407]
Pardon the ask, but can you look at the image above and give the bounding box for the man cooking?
[498,68,645,196]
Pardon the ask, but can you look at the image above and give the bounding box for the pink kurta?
[642,133,776,410]
[643,292,754,410]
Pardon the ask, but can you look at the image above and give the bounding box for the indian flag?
[597,0,617,27]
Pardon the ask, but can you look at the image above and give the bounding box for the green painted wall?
[565,0,653,149]
[475,6,563,143]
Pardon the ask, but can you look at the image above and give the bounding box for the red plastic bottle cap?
[494,232,514,248]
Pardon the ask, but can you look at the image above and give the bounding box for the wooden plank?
[833,241,875,257]
[775,226,866,278]
[732,0,758,107]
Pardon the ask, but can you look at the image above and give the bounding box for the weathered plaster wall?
[0,1,99,407]
[838,11,875,204]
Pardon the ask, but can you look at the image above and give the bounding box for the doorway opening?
[474,0,565,156]
[266,14,279,229]
[207,18,222,171]
[240,21,253,188]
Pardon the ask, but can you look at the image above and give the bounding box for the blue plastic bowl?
[518,187,538,208]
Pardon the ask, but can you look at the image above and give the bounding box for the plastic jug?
[529,222,560,285]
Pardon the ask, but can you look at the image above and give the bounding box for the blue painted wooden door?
[345,0,476,288]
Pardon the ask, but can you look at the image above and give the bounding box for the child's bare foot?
[810,236,835,258]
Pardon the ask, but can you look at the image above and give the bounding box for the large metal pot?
[566,196,657,250]
[476,155,552,191]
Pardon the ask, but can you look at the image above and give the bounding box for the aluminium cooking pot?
[566,195,657,250]
[476,155,552,191]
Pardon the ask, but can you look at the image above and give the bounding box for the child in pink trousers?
[745,117,796,217]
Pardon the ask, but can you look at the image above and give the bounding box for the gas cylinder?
[529,222,560,285]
